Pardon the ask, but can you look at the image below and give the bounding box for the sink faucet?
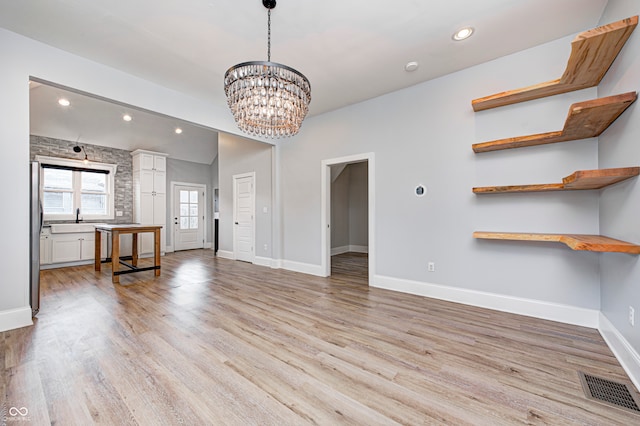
[75,208,83,223]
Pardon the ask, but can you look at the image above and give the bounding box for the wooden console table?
[94,224,162,283]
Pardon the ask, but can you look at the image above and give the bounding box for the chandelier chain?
[267,9,271,62]
[223,0,311,138]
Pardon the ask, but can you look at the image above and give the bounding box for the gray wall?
[598,1,640,353]
[348,162,369,247]
[30,135,133,223]
[280,32,602,309]
[331,162,369,250]
[165,157,214,246]
[331,166,350,249]
[218,133,272,258]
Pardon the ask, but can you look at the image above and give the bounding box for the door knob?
[235,222,238,225]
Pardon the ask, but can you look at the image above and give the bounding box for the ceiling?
[4,0,610,163]
[29,82,220,164]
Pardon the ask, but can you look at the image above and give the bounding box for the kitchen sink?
[49,223,107,234]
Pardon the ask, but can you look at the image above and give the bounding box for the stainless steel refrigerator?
[30,161,41,317]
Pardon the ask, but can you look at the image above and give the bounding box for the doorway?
[321,153,375,284]
[233,172,255,263]
[172,183,205,251]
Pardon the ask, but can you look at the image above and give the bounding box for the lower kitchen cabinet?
[50,232,107,264]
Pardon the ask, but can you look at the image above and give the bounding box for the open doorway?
[321,153,375,284]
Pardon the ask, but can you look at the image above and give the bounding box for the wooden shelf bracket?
[471,16,638,112]
[473,167,639,194]
[472,92,637,153]
[473,232,640,254]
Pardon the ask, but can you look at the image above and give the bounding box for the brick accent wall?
[30,135,133,223]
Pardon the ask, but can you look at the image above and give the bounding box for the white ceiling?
[29,82,220,164]
[3,0,609,163]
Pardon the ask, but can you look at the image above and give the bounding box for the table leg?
[154,228,161,276]
[95,229,101,271]
[112,230,120,284]
[132,233,138,267]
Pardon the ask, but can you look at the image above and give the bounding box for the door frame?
[321,153,375,283]
[169,181,207,252]
[233,171,256,263]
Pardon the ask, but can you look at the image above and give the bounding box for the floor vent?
[579,371,640,414]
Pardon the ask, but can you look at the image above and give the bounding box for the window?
[179,190,199,229]
[36,156,117,221]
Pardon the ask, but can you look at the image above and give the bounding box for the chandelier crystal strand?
[224,0,310,138]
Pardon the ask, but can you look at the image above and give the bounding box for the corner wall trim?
[281,260,325,277]
[372,274,599,328]
[216,250,234,260]
[0,307,33,333]
[253,256,273,268]
[598,313,640,392]
[331,245,369,256]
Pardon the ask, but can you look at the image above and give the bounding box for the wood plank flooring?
[2,250,639,425]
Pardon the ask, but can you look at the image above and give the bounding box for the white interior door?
[174,185,204,251]
[233,173,255,263]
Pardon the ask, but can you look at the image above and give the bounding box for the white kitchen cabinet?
[132,149,168,255]
[50,232,106,263]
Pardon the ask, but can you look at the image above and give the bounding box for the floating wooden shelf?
[473,167,639,194]
[473,232,640,254]
[472,92,637,153]
[471,16,638,112]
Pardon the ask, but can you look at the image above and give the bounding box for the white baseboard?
[204,242,212,249]
[216,250,234,260]
[331,245,349,256]
[281,260,325,277]
[253,256,272,268]
[0,307,33,333]
[165,245,174,253]
[598,313,640,391]
[331,245,369,256]
[372,274,599,328]
[253,256,282,269]
[349,245,368,254]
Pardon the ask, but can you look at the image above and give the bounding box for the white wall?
[218,133,273,260]
[0,28,259,332]
[280,33,603,325]
[597,0,640,383]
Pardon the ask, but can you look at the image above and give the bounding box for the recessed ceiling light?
[452,27,474,41]
[58,98,70,107]
[405,61,419,72]
[123,114,132,122]
[175,128,183,134]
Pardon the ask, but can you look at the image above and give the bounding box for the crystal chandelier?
[224,0,311,138]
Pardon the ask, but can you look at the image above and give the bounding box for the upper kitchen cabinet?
[132,150,168,255]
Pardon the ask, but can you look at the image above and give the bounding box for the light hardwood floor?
[2,250,639,425]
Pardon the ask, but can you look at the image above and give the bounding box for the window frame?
[36,155,118,221]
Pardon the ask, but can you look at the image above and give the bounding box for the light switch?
[263,207,268,214]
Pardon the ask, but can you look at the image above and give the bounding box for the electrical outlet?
[263,244,268,251]
[629,306,635,327]
[428,262,435,272]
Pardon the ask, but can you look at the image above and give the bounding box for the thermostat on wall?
[415,185,426,197]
